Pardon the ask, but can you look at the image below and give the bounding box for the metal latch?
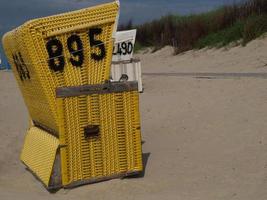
[84,125,99,138]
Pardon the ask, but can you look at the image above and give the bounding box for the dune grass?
[119,0,267,54]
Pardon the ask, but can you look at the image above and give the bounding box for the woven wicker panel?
[20,127,59,186]
[2,2,119,134]
[57,91,143,186]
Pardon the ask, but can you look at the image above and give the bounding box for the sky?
[0,0,235,63]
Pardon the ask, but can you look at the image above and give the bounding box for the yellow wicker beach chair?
[3,1,143,190]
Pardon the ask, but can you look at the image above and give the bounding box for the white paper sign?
[112,29,136,62]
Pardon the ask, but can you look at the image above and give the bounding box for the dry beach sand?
[1,36,267,199]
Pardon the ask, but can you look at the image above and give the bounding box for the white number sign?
[112,29,136,62]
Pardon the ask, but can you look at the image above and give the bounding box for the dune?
[137,35,267,74]
[1,36,267,200]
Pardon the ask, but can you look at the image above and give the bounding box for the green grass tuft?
[195,21,244,48]
[243,14,267,45]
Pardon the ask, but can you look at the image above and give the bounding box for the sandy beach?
[1,36,267,200]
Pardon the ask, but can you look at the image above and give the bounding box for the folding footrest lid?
[20,126,59,187]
